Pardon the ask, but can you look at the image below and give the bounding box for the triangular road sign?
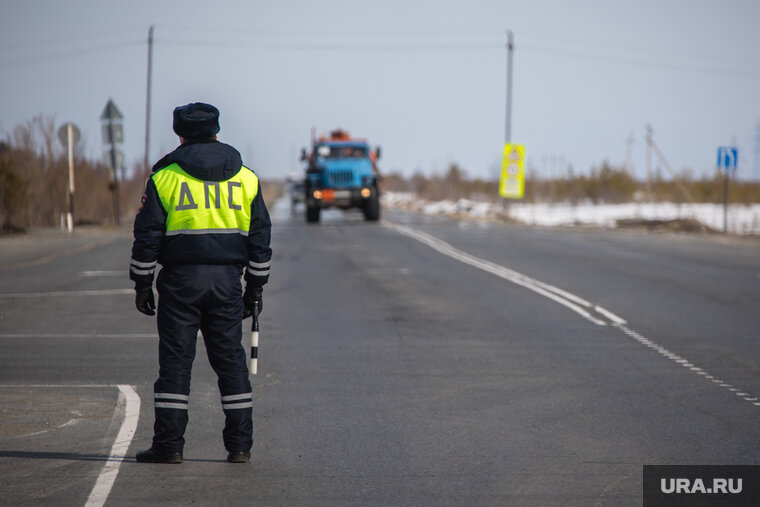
[100,99,124,121]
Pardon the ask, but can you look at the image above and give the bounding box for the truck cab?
[302,130,381,223]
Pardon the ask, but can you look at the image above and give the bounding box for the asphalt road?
[0,201,758,506]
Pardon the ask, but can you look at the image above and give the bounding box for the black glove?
[135,287,156,316]
[242,285,263,319]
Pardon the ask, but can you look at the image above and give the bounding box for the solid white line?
[0,289,133,298]
[383,221,607,326]
[84,385,141,507]
[0,334,157,339]
[383,220,759,409]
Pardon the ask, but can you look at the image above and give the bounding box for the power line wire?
[0,40,143,71]
[518,33,760,67]
[160,26,500,37]
[158,35,760,77]
[159,38,501,51]
[160,25,760,67]
[521,43,760,79]
[2,26,758,79]
[0,27,145,52]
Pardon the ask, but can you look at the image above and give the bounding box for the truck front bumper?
[307,187,372,209]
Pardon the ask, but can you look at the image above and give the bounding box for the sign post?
[101,99,125,225]
[500,31,520,211]
[716,146,738,233]
[57,122,81,232]
[499,143,525,200]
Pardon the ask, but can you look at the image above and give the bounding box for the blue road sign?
[717,146,738,170]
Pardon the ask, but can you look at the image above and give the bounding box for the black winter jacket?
[129,140,272,289]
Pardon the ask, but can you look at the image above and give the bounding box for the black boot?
[227,451,250,463]
[136,447,183,464]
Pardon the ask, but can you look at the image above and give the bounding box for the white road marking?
[0,384,143,502]
[0,384,119,388]
[594,305,627,325]
[85,385,141,507]
[0,289,133,298]
[384,221,759,408]
[383,221,617,326]
[0,236,119,271]
[2,418,80,440]
[0,334,157,339]
[81,271,125,277]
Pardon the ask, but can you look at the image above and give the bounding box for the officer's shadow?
[0,450,223,463]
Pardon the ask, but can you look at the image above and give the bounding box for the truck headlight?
[313,190,323,200]
[360,187,371,198]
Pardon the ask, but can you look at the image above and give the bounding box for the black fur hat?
[173,102,220,141]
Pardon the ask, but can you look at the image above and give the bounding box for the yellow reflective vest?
[151,163,259,236]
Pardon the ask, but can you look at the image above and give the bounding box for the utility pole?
[724,136,738,233]
[649,136,695,203]
[144,25,154,175]
[66,124,75,232]
[501,30,515,212]
[624,133,633,174]
[645,124,653,201]
[753,121,760,183]
[505,30,514,144]
[723,163,730,233]
[101,99,125,225]
[57,123,80,232]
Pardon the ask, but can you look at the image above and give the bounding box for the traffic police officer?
[129,102,271,464]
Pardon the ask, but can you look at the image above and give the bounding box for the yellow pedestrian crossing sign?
[499,143,525,199]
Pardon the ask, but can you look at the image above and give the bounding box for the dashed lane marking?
[0,384,118,388]
[0,289,133,298]
[383,221,759,409]
[0,236,120,270]
[0,334,156,339]
[81,271,125,277]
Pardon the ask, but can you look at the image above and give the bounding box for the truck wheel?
[306,205,320,224]
[363,189,380,222]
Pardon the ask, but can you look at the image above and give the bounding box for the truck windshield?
[316,145,367,159]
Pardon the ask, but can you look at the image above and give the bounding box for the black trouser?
[153,264,252,453]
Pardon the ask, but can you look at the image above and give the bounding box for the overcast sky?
[2,0,759,182]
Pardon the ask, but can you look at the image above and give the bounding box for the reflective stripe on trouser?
[153,264,252,454]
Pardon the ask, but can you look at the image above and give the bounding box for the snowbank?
[382,192,760,235]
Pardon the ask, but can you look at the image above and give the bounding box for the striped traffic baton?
[250,301,259,375]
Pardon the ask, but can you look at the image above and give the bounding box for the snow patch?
[382,192,760,235]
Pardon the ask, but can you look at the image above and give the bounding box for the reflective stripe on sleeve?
[248,260,271,269]
[247,267,270,276]
[130,266,156,276]
[130,259,157,268]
